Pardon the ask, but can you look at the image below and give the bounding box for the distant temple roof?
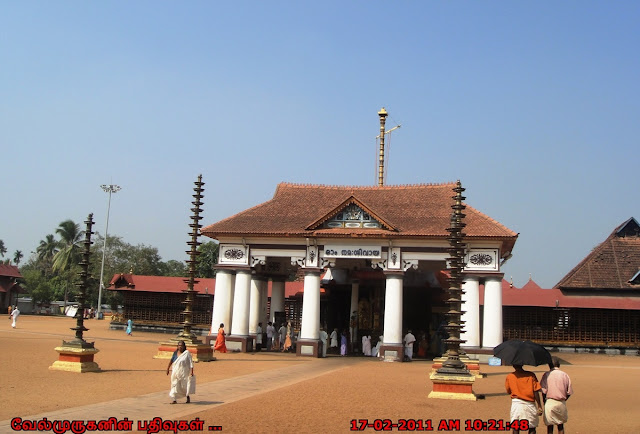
[556,217,640,291]
[108,274,216,295]
[202,182,517,250]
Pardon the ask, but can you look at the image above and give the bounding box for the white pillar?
[249,277,266,335]
[210,269,234,334]
[300,269,321,340]
[482,276,504,348]
[270,279,285,323]
[230,269,252,337]
[460,276,480,348]
[382,273,403,345]
[227,273,236,332]
[350,280,359,350]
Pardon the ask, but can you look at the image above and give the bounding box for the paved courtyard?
[2,316,639,433]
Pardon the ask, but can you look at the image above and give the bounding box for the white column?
[249,277,266,335]
[482,276,504,348]
[270,279,285,323]
[230,269,252,337]
[299,269,321,340]
[350,280,359,349]
[382,273,403,345]
[210,269,234,334]
[227,273,236,332]
[460,276,480,348]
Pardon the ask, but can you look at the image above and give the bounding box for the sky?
[1,1,638,289]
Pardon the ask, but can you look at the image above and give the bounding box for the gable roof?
[556,217,640,291]
[0,264,22,279]
[306,195,395,231]
[202,182,517,248]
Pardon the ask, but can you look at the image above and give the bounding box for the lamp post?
[97,184,121,319]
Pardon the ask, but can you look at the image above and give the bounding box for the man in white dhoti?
[505,365,543,433]
[404,330,416,361]
[319,326,328,357]
[256,322,263,351]
[166,341,194,404]
[540,357,573,434]
[330,328,338,353]
[362,335,372,356]
[10,306,20,328]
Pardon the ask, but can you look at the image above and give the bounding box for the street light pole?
[97,184,121,319]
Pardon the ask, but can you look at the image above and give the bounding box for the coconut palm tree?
[0,239,6,258]
[37,234,59,261]
[13,250,23,266]
[52,220,84,272]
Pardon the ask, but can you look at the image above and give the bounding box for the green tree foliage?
[0,239,6,257]
[196,241,219,278]
[161,259,188,277]
[21,269,54,304]
[13,250,23,266]
[37,234,59,274]
[52,220,83,272]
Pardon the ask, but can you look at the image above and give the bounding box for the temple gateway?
[202,181,517,360]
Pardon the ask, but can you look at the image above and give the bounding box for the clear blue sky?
[1,2,638,288]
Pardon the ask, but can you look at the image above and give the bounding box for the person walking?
[214,323,227,353]
[505,365,543,433]
[540,357,573,434]
[126,318,133,336]
[166,340,194,404]
[256,322,263,351]
[10,306,20,329]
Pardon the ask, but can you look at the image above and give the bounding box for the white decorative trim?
[291,256,305,267]
[402,259,418,271]
[251,255,266,266]
[387,248,401,270]
[306,246,319,267]
[219,244,249,265]
[464,248,499,272]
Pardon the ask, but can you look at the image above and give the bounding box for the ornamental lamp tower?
[155,175,214,362]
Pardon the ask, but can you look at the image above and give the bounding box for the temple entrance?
[319,269,446,356]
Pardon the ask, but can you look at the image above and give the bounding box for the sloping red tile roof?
[0,264,22,279]
[556,217,640,291]
[202,183,517,249]
[478,278,640,310]
[108,274,216,295]
[107,274,310,298]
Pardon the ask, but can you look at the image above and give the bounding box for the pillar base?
[428,371,477,401]
[50,344,100,373]
[431,356,482,378]
[379,343,404,362]
[226,335,254,352]
[296,339,321,357]
[155,339,215,362]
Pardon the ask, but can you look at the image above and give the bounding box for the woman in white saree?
[166,341,194,404]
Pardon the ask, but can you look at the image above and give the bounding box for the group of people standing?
[505,357,573,434]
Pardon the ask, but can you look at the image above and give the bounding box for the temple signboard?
[324,245,382,259]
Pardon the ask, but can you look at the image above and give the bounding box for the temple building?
[202,181,518,359]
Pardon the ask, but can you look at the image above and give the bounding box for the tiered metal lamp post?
[50,214,101,372]
[428,181,477,400]
[155,175,214,362]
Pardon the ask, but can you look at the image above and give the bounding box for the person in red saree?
[214,323,227,353]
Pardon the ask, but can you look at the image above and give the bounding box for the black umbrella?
[493,340,552,366]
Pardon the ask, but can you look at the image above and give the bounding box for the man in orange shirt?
[505,365,543,434]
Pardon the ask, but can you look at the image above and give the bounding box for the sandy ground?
[2,315,640,433]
